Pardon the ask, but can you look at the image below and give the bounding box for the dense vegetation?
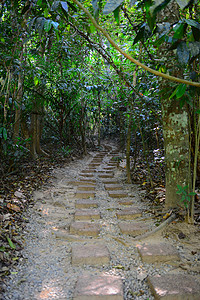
[0,0,200,230]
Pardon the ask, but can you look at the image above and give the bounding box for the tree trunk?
[126,113,132,183]
[162,99,190,208]
[30,103,48,158]
[80,109,87,155]
[13,43,24,143]
[97,92,101,147]
[157,0,191,209]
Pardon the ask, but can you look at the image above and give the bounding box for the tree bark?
[157,1,191,209]
[97,91,101,147]
[162,99,190,208]
[126,112,132,183]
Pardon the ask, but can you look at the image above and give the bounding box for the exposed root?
[132,213,177,241]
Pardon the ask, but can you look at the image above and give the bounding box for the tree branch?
[72,0,200,88]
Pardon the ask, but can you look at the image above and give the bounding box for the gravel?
[2,149,186,300]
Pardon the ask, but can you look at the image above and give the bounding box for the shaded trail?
[3,145,200,299]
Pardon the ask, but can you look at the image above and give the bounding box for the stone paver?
[101,179,119,184]
[118,199,134,205]
[116,208,141,220]
[137,243,180,263]
[98,170,113,174]
[71,243,110,266]
[73,273,123,300]
[103,167,115,170]
[69,180,95,186]
[108,163,118,166]
[88,166,97,170]
[77,185,96,191]
[98,174,114,179]
[92,159,103,163]
[75,209,100,220]
[70,222,100,237]
[78,178,96,183]
[148,274,200,299]
[80,173,94,178]
[119,222,149,236]
[81,170,96,173]
[75,191,95,199]
[77,181,96,186]
[75,199,98,209]
[105,184,123,191]
[89,164,101,168]
[108,191,128,198]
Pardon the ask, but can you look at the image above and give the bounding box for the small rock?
[178,232,186,239]
[14,191,24,199]
[138,272,147,281]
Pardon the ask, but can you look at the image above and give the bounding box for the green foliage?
[169,84,187,99]
[0,127,8,141]
[2,137,30,165]
[61,145,71,157]
[6,237,16,250]
[103,0,124,15]
[176,185,196,208]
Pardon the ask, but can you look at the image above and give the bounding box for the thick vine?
[72,0,200,88]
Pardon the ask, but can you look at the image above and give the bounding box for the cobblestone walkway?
[3,148,200,299]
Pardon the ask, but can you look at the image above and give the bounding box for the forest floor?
[0,140,200,299]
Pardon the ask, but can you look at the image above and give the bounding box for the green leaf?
[37,0,42,6]
[61,1,68,12]
[133,27,145,45]
[181,195,185,201]
[196,110,200,114]
[90,25,96,33]
[130,0,137,7]
[177,42,190,65]
[44,8,49,18]
[34,76,39,86]
[51,1,60,11]
[175,0,190,9]
[184,19,200,30]
[114,6,120,25]
[186,195,191,202]
[188,41,200,58]
[191,27,200,41]
[176,190,182,194]
[188,192,196,196]
[44,20,52,32]
[12,257,19,261]
[176,83,187,99]
[0,246,5,252]
[173,23,186,39]
[3,127,7,140]
[103,0,124,15]
[154,35,166,47]
[151,0,171,16]
[7,237,16,250]
[169,86,178,99]
[92,0,99,17]
[179,97,186,109]
[52,21,59,30]
[147,13,156,31]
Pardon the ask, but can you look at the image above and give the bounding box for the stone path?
[3,147,200,299]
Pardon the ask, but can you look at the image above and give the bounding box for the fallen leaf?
[113,265,125,270]
[7,203,21,212]
[163,212,171,219]
[14,191,24,198]
[6,236,16,249]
